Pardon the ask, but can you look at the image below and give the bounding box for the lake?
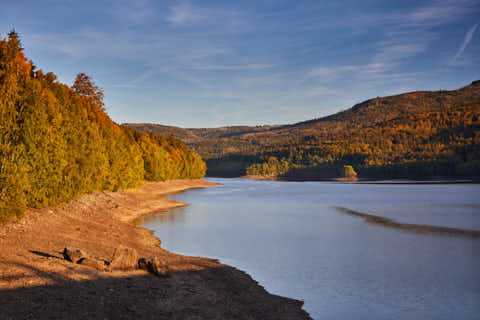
[141,178,480,319]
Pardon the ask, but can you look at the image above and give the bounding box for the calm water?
[142,178,480,320]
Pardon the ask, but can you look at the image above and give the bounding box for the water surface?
[142,178,480,319]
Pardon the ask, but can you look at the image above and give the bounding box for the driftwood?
[108,245,138,271]
[63,247,108,270]
[63,246,168,276]
[62,248,87,263]
[138,256,170,277]
[78,257,109,271]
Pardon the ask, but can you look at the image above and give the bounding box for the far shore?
[0,179,311,319]
[238,175,480,184]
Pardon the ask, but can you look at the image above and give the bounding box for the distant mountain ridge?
[123,124,204,143]
[124,80,480,178]
[124,123,280,142]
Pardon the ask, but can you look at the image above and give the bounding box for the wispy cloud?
[453,23,478,61]
[112,70,157,88]
[307,65,359,78]
[310,1,476,87]
[406,0,468,26]
[173,47,230,66]
[24,31,121,58]
[166,1,197,25]
[305,60,423,95]
[190,64,274,71]
[307,41,426,82]
[350,0,479,29]
[166,1,242,27]
[374,43,426,63]
[307,63,390,82]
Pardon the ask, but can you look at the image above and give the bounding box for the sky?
[1,0,479,128]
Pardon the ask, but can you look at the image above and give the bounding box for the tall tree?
[72,73,105,111]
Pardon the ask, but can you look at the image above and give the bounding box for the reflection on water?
[142,178,480,320]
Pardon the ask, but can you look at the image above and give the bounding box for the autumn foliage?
[0,31,205,222]
[128,81,480,179]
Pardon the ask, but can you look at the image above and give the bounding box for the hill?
[125,81,480,179]
[123,123,204,143]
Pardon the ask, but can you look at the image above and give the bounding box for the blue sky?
[1,0,479,127]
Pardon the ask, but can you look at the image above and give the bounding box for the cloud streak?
[165,0,243,29]
[307,65,359,78]
[307,1,478,89]
[406,0,469,26]
[453,23,478,61]
[166,1,197,25]
[190,64,274,71]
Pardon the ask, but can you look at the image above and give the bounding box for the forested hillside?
[127,81,480,179]
[0,31,206,222]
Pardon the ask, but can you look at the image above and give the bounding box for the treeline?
[0,31,205,222]
[243,104,480,178]
[125,80,480,180]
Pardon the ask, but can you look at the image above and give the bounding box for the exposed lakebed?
[142,178,480,320]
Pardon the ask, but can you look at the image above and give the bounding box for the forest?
[128,81,480,180]
[0,31,206,222]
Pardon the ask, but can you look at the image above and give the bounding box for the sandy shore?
[0,179,311,319]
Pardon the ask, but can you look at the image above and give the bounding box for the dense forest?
[127,81,480,180]
[0,31,206,222]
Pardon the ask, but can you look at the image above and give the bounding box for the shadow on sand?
[0,260,310,320]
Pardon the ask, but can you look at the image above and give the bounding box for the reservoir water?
[141,178,480,319]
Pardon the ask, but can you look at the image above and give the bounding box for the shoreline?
[239,175,480,184]
[0,179,311,319]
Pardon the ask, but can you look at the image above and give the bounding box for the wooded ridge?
[126,80,480,179]
[0,31,206,222]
